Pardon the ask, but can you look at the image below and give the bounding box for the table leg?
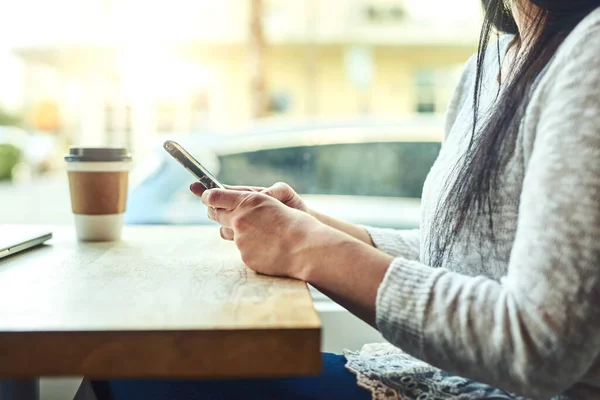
[0,379,39,400]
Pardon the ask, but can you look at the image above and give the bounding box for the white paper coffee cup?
[65,148,132,242]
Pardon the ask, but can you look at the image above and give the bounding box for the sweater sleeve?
[375,21,600,399]
[363,227,420,261]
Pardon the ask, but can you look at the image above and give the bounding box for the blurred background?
[0,0,481,226]
[0,3,484,394]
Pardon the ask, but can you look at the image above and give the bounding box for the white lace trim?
[344,343,402,399]
[344,343,527,400]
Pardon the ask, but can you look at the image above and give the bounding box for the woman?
[100,0,600,398]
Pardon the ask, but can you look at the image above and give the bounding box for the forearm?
[308,208,374,246]
[299,228,393,327]
[308,209,422,261]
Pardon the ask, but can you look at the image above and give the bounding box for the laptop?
[0,226,52,260]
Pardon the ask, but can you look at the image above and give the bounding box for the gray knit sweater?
[346,7,600,400]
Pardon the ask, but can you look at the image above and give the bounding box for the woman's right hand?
[192,180,374,246]
[228,182,308,213]
[191,181,308,241]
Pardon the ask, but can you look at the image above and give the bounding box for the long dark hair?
[430,0,600,268]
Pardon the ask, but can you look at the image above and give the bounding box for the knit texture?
[348,8,600,400]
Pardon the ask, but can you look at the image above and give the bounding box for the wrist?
[292,223,345,281]
[299,227,394,291]
[296,225,392,283]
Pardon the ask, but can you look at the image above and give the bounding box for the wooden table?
[0,226,321,399]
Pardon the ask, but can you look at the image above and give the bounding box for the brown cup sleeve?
[68,171,129,215]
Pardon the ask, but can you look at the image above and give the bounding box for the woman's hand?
[228,182,308,213]
[190,181,375,246]
[195,187,346,279]
[190,182,308,241]
[191,182,307,212]
[194,187,394,327]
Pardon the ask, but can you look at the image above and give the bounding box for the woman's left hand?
[195,187,343,280]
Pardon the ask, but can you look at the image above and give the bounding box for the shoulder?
[529,8,600,161]
[570,6,600,43]
[544,7,600,79]
[533,7,600,118]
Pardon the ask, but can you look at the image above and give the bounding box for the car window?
[217,141,441,198]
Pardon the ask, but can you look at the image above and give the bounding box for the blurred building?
[2,0,481,154]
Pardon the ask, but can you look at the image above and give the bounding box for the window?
[268,91,292,114]
[217,141,441,198]
[415,69,437,114]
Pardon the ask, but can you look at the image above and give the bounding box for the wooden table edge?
[0,326,322,379]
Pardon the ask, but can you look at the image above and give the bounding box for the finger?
[201,189,250,210]
[207,206,217,221]
[212,207,235,229]
[224,184,265,192]
[261,182,291,201]
[190,182,207,197]
[220,227,234,241]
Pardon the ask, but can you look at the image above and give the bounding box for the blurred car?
[125,117,444,229]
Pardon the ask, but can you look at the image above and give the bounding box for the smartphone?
[163,140,224,190]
